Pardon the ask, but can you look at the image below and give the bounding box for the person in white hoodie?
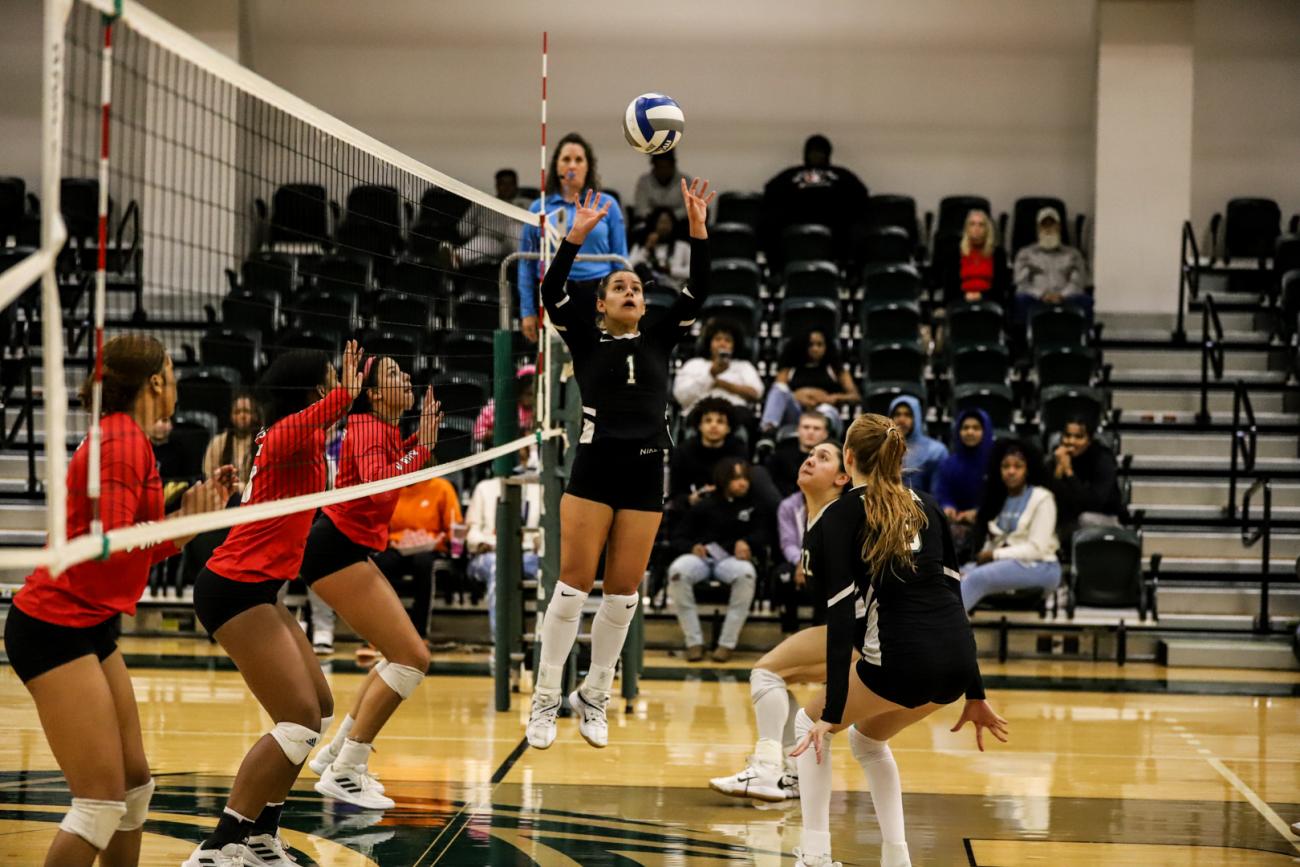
[960,439,1061,612]
[466,456,543,633]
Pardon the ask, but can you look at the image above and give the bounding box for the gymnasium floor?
[0,641,1297,865]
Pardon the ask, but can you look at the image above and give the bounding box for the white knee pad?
[118,778,155,831]
[749,667,787,703]
[547,584,588,620]
[848,725,890,764]
[60,798,126,850]
[794,708,833,743]
[378,661,425,700]
[318,714,335,741]
[269,720,320,765]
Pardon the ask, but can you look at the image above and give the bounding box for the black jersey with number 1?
[814,486,985,723]
[542,237,710,448]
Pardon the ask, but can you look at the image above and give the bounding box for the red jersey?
[323,413,431,551]
[15,413,179,627]
[960,251,994,294]
[206,387,352,584]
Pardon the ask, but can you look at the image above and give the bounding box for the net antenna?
[0,0,563,576]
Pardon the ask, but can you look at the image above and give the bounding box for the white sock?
[536,582,588,693]
[794,708,834,858]
[328,713,355,753]
[849,726,907,847]
[582,592,638,696]
[749,669,788,768]
[336,737,373,770]
[783,690,800,752]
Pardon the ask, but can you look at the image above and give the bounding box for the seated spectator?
[453,168,532,267]
[633,151,687,223]
[148,417,189,506]
[474,365,537,447]
[668,457,770,663]
[942,209,1011,307]
[672,317,764,424]
[934,408,994,561]
[759,134,868,267]
[371,475,464,644]
[668,398,748,511]
[202,390,259,489]
[630,207,691,289]
[775,440,850,632]
[465,462,542,634]
[888,395,947,494]
[1045,416,1125,549]
[1012,207,1091,324]
[767,409,831,497]
[961,439,1060,611]
[761,328,860,434]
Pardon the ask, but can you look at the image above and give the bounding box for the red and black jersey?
[15,413,179,627]
[322,413,431,551]
[206,386,352,584]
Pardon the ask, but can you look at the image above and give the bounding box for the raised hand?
[417,385,443,452]
[342,340,365,399]
[950,699,1009,752]
[567,189,611,244]
[681,177,716,238]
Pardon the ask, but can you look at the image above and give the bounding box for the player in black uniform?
[789,413,1009,867]
[526,178,715,750]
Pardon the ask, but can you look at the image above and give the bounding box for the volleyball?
[623,93,684,154]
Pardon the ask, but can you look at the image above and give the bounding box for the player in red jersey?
[185,341,363,867]
[4,335,234,867]
[295,356,441,810]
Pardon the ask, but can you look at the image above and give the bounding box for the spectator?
[370,476,465,644]
[1044,416,1125,548]
[775,441,851,632]
[518,133,628,343]
[202,391,258,488]
[474,365,537,447]
[759,134,868,266]
[633,151,687,223]
[1012,207,1091,324]
[147,417,188,505]
[887,394,947,494]
[961,439,1061,611]
[629,207,691,289]
[454,168,533,267]
[934,408,994,561]
[672,317,764,423]
[668,457,770,663]
[465,464,543,634]
[942,209,1011,307]
[766,410,831,497]
[760,328,860,434]
[668,398,748,512]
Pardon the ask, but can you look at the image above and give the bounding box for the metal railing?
[1196,293,1224,426]
[1226,380,1256,519]
[1174,220,1201,344]
[1239,476,1272,634]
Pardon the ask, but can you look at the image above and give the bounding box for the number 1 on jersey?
[625,354,637,385]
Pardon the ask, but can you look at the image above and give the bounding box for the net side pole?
[86,11,115,536]
[493,479,523,712]
[40,0,75,555]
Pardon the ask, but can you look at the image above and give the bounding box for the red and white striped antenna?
[88,14,115,536]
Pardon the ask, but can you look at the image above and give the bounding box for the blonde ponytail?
[844,413,927,577]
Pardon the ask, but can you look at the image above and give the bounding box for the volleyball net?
[0,0,557,575]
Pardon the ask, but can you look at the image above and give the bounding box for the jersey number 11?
[625,354,637,385]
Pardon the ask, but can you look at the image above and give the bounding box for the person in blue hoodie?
[887,394,947,494]
[933,408,994,560]
[517,132,629,343]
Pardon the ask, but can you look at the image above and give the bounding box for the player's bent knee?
[750,667,787,702]
[118,778,155,831]
[848,725,890,763]
[60,798,127,850]
[794,707,814,738]
[378,661,425,700]
[269,720,321,765]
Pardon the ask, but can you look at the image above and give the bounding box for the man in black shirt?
[767,410,831,496]
[759,134,868,268]
[1045,416,1125,553]
[667,398,747,512]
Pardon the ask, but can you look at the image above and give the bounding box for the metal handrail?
[1226,380,1256,519]
[1174,220,1201,343]
[1196,293,1224,425]
[1240,476,1272,633]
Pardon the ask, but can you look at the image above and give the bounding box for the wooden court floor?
[0,642,1297,865]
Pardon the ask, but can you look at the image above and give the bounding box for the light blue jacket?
[888,394,948,494]
[518,193,628,319]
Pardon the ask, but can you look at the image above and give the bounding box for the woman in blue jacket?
[934,408,994,560]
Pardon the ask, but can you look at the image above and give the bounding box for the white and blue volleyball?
[623,93,684,154]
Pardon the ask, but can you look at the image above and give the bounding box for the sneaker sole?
[313,778,394,811]
[568,690,608,749]
[526,732,556,750]
[707,779,788,803]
